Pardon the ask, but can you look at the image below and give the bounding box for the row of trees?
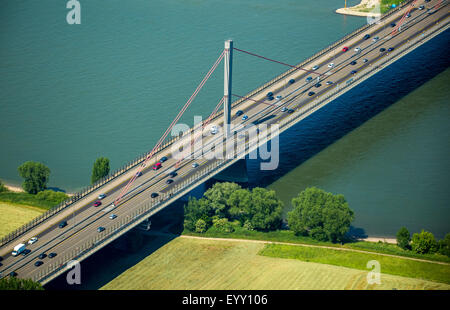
[397,227,450,257]
[184,182,284,233]
[8,157,111,196]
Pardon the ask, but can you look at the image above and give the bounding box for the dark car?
[169,171,177,178]
[151,192,159,198]
[314,83,321,88]
[93,200,102,207]
[288,79,295,84]
[390,22,396,27]
[308,91,315,96]
[9,271,17,278]
[136,171,143,177]
[388,47,394,52]
[48,252,57,258]
[363,34,371,40]
[236,110,244,116]
[166,179,174,185]
[38,253,47,259]
[379,48,386,52]
[21,249,31,256]
[351,70,357,74]
[160,156,168,163]
[287,109,295,114]
[59,221,67,228]
[267,92,273,98]
[0,256,3,262]
[267,96,274,101]
[34,261,43,267]
[97,227,105,233]
[350,61,357,65]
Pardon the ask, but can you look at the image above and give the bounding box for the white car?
[363,58,368,63]
[28,237,38,245]
[276,95,282,100]
[354,47,361,52]
[210,125,218,135]
[312,65,319,70]
[372,36,379,42]
[109,214,117,220]
[192,162,199,168]
[328,63,334,68]
[326,81,334,85]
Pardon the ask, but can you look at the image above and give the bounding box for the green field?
[0,202,45,238]
[101,237,450,290]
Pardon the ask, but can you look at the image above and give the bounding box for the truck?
[12,243,26,256]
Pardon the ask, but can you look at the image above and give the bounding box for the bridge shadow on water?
[246,29,450,189]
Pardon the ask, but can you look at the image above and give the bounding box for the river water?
[1,0,448,237]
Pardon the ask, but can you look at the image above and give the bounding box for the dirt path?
[176,234,450,266]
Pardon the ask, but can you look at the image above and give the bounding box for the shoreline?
[336,0,382,17]
[3,183,74,197]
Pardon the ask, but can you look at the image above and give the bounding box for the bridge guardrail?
[0,0,414,249]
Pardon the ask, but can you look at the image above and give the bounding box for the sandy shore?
[3,183,74,196]
[358,237,397,244]
[336,0,382,17]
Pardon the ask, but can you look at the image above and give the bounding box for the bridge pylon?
[224,39,233,138]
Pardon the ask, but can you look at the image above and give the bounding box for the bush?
[396,227,411,250]
[0,277,43,290]
[212,218,234,233]
[195,219,207,233]
[437,233,450,257]
[0,180,7,193]
[411,230,438,254]
[35,190,68,205]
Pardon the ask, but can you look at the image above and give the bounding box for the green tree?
[287,187,354,243]
[0,179,7,193]
[17,161,50,194]
[248,187,283,231]
[411,230,438,254]
[203,182,242,218]
[213,218,234,233]
[91,157,110,184]
[183,197,214,231]
[396,227,411,250]
[227,188,253,223]
[0,277,44,290]
[437,233,450,257]
[195,219,207,233]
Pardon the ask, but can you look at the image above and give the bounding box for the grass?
[183,225,450,264]
[380,0,404,13]
[0,202,45,238]
[259,244,450,285]
[101,237,450,290]
[0,190,67,210]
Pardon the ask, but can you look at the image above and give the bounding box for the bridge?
[0,0,448,284]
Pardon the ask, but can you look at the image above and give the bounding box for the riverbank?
[336,0,382,17]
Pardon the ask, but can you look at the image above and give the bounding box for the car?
[28,237,38,245]
[210,125,219,135]
[351,70,357,74]
[406,13,411,18]
[21,249,31,256]
[166,179,174,184]
[192,162,199,168]
[363,34,371,40]
[97,227,105,233]
[312,65,319,70]
[34,261,43,267]
[288,79,295,84]
[136,171,143,177]
[387,47,394,52]
[160,156,168,163]
[109,214,117,220]
[342,46,349,52]
[305,76,313,82]
[168,171,177,178]
[267,96,274,101]
[354,47,361,53]
[242,115,248,121]
[93,200,102,207]
[326,81,334,85]
[152,162,162,170]
[236,110,244,116]
[9,271,17,278]
[98,193,107,200]
[38,253,47,259]
[267,91,273,98]
[287,109,295,114]
[308,91,315,96]
[48,252,57,258]
[0,256,3,262]
[418,5,424,10]
[281,107,287,112]
[151,192,159,198]
[372,36,379,42]
[59,221,67,228]
[276,95,282,100]
[314,83,321,88]
[328,63,334,68]
[350,61,357,65]
[379,48,386,52]
[390,22,396,27]
[363,58,368,63]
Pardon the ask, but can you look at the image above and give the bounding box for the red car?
[342,46,349,52]
[153,162,162,170]
[93,201,102,207]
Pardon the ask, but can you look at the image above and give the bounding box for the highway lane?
[0,0,447,280]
